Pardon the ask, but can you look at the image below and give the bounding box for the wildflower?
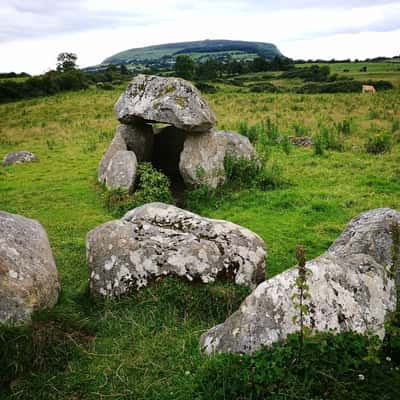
[358,374,365,381]
[185,371,191,376]
[386,356,392,362]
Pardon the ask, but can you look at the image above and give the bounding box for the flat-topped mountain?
[101,39,283,68]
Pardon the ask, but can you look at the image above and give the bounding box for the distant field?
[297,61,400,86]
[0,65,399,398]
[0,76,29,83]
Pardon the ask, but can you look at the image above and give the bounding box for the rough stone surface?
[200,208,400,354]
[3,151,38,167]
[105,150,138,191]
[87,203,266,297]
[114,74,216,132]
[179,129,257,188]
[223,130,257,160]
[98,130,127,183]
[0,211,60,324]
[118,123,154,162]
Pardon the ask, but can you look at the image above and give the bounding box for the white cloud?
[281,30,400,60]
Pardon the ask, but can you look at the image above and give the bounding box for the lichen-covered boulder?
[98,123,154,184]
[114,74,216,132]
[3,151,38,167]
[118,123,154,162]
[0,211,60,324]
[200,208,399,354]
[87,203,266,297]
[105,150,138,192]
[223,130,257,160]
[179,129,257,188]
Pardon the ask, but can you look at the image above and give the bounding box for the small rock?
[0,211,60,324]
[105,150,138,191]
[289,136,313,147]
[3,151,38,167]
[86,203,266,297]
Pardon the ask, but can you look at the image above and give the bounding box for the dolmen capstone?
[0,211,60,324]
[200,208,399,354]
[98,74,257,191]
[3,151,38,167]
[86,203,266,297]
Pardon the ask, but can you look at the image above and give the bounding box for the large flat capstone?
[86,203,266,297]
[0,211,60,324]
[114,74,216,132]
[200,208,399,354]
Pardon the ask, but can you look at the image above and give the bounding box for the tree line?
[174,55,294,81]
[0,53,131,103]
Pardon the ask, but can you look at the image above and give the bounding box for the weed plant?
[103,162,173,216]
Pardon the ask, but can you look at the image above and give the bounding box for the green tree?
[196,59,219,80]
[119,64,129,75]
[56,52,77,72]
[175,55,195,80]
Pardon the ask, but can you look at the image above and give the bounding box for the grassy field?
[297,62,400,86]
[0,64,400,399]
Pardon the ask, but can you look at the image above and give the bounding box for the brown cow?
[362,84,376,93]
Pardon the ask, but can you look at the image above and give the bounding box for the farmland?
[0,63,400,399]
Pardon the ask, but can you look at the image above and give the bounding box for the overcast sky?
[1,0,400,74]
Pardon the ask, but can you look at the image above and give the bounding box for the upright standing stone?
[105,150,138,192]
[98,130,127,183]
[179,129,258,188]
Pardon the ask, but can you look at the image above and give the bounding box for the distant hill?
[98,39,283,70]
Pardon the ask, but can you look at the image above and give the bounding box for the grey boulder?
[0,211,60,324]
[179,129,257,188]
[87,203,266,297]
[98,130,127,183]
[200,208,399,354]
[3,151,38,167]
[98,123,154,184]
[105,150,138,192]
[114,74,216,132]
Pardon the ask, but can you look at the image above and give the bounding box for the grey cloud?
[9,0,82,15]
[237,0,400,10]
[0,1,155,42]
[1,0,400,43]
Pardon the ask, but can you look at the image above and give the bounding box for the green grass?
[296,62,400,86]
[0,65,400,399]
